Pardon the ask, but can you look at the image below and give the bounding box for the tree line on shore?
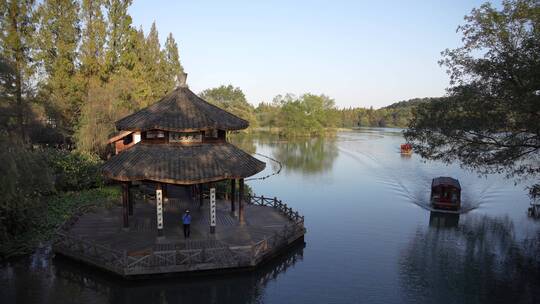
[201,84,434,137]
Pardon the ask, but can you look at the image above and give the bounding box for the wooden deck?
[53,186,305,277]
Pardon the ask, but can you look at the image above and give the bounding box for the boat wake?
[338,143,504,215]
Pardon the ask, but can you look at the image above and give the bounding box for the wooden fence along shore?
[53,194,305,277]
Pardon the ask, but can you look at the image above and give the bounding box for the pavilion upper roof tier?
[102,142,265,185]
[115,86,248,132]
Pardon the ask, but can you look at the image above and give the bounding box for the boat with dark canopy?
[430,177,461,211]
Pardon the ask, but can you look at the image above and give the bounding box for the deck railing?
[247,194,304,226]
[54,194,305,276]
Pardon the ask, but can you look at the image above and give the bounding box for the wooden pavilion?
[102,74,265,235]
[53,74,305,277]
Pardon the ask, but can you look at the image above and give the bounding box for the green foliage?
[40,186,119,235]
[270,93,337,136]
[136,22,173,107]
[0,0,36,143]
[1,186,119,258]
[75,75,135,155]
[0,136,109,258]
[255,102,281,130]
[331,98,435,129]
[104,0,133,76]
[35,0,82,136]
[200,85,258,128]
[164,33,184,86]
[0,0,184,153]
[0,138,54,258]
[79,0,107,79]
[404,0,540,196]
[44,148,103,191]
[253,95,433,133]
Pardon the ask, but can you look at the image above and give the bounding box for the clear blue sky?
[129,0,499,108]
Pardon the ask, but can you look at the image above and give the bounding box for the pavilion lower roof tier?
[115,87,249,132]
[102,142,265,184]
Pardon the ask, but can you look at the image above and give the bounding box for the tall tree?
[147,22,170,94]
[104,0,133,76]
[0,0,36,143]
[134,22,173,107]
[164,32,184,86]
[79,0,106,79]
[35,0,81,136]
[404,0,540,197]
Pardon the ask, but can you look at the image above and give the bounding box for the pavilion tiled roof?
[115,87,249,132]
[102,142,265,184]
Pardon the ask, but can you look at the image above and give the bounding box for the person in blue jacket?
[182,209,191,238]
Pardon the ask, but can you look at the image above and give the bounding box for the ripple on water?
[337,137,507,215]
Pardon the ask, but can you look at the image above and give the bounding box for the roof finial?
[178,72,188,88]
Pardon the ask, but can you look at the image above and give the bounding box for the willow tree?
[404,0,540,197]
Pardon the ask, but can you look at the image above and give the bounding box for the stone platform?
[53,186,305,277]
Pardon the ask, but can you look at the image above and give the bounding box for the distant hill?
[383,97,443,110]
[340,97,445,128]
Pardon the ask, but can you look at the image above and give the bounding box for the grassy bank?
[1,186,120,259]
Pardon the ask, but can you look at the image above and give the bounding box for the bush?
[0,140,55,258]
[44,149,103,191]
[0,138,110,259]
[0,186,120,259]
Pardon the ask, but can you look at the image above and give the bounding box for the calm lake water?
[2,128,540,304]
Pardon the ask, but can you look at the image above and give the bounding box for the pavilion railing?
[53,194,305,276]
[246,194,305,226]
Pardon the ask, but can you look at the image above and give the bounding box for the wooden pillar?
[128,183,133,216]
[230,179,236,213]
[156,183,164,236]
[162,184,168,202]
[239,178,245,224]
[121,182,129,229]
[199,184,204,207]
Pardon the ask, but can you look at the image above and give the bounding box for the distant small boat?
[431,177,461,210]
[400,143,413,154]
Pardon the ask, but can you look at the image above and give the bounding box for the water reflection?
[1,242,305,304]
[428,211,459,228]
[272,137,338,174]
[399,214,540,303]
[229,133,257,154]
[231,133,339,175]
